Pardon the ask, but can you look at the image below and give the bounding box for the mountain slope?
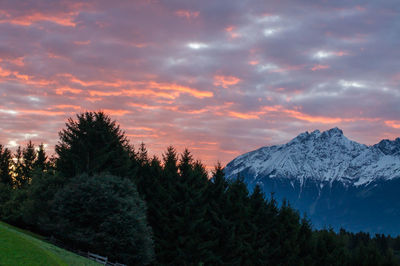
[224,128,400,235]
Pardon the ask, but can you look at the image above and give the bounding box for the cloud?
[0,0,399,169]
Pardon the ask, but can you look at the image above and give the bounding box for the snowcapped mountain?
[225,127,400,187]
[224,128,400,235]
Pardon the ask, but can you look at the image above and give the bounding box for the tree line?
[0,111,400,265]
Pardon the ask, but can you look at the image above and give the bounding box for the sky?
[0,0,400,169]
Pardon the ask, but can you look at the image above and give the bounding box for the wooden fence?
[48,236,126,266]
[85,251,126,266]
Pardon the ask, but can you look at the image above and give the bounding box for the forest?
[1,111,400,265]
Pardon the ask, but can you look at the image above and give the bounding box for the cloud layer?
[0,0,399,168]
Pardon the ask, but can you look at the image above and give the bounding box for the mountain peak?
[325,127,343,136]
[290,127,344,144]
[225,128,400,186]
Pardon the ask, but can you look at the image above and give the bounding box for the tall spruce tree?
[55,111,132,178]
[224,177,253,265]
[173,153,212,264]
[22,141,36,183]
[249,185,275,265]
[134,142,151,196]
[206,163,230,264]
[270,200,301,265]
[33,143,47,171]
[152,146,179,263]
[0,145,13,186]
[13,146,25,188]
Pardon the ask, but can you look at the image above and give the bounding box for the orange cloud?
[101,109,131,116]
[8,57,25,66]
[126,126,155,132]
[0,67,12,77]
[0,66,51,86]
[284,109,344,124]
[228,111,259,120]
[53,105,81,110]
[259,105,349,124]
[60,73,123,87]
[55,87,83,95]
[58,74,213,99]
[225,26,240,39]
[385,120,400,129]
[223,105,357,124]
[311,64,330,71]
[214,75,241,88]
[0,11,77,27]
[89,89,177,99]
[149,81,213,99]
[124,88,177,99]
[19,109,66,116]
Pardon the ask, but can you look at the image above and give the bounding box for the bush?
[52,173,154,265]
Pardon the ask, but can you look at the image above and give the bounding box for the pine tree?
[297,216,314,265]
[55,111,132,178]
[271,200,301,265]
[224,177,253,265]
[249,185,276,265]
[22,141,36,183]
[138,142,149,166]
[151,146,179,263]
[175,156,213,264]
[13,146,25,188]
[206,163,231,264]
[0,145,13,186]
[134,143,151,196]
[33,143,47,171]
[152,148,214,264]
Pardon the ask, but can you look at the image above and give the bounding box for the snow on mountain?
[225,127,400,186]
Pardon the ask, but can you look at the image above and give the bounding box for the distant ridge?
[224,128,400,235]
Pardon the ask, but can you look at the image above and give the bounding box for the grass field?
[0,221,99,266]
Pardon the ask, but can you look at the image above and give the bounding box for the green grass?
[0,221,100,266]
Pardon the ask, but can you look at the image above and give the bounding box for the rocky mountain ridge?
[224,128,400,234]
[225,127,400,187]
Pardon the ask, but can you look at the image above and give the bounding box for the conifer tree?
[249,185,275,264]
[55,111,132,178]
[0,145,13,186]
[297,216,314,265]
[133,142,151,196]
[271,200,301,265]
[151,146,179,263]
[224,177,254,265]
[22,141,36,183]
[138,142,149,166]
[33,143,47,171]
[162,146,179,180]
[206,163,230,264]
[13,146,25,188]
[172,154,212,264]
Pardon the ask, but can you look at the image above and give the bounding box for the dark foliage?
[55,111,132,178]
[1,112,400,265]
[52,174,154,265]
[0,145,13,186]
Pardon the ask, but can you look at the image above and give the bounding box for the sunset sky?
[0,0,399,169]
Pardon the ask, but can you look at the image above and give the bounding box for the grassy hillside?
[0,221,99,266]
